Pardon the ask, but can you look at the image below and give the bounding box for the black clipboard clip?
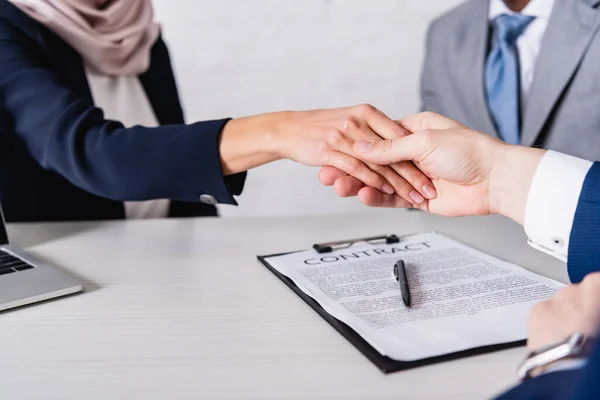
[313,234,400,254]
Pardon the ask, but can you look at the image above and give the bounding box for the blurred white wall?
[152,0,464,217]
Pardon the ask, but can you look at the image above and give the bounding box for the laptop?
[0,205,82,312]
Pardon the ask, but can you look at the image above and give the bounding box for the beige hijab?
[9,0,160,76]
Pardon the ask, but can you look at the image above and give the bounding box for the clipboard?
[257,234,526,374]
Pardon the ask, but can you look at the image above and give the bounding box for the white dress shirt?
[524,151,593,261]
[488,0,556,110]
[86,69,170,219]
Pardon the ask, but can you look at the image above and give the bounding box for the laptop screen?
[0,204,8,245]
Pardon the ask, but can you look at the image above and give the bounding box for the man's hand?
[319,112,462,207]
[322,112,546,224]
[527,272,600,353]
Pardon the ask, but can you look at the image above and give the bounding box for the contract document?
[262,232,564,362]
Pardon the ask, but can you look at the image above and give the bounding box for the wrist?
[518,333,594,380]
[219,113,284,175]
[259,111,296,160]
[488,144,546,225]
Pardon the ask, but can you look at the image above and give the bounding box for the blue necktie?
[485,14,535,144]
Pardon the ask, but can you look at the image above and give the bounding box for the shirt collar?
[488,0,556,20]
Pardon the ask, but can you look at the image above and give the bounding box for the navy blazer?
[0,0,245,222]
[496,344,600,400]
[496,163,600,399]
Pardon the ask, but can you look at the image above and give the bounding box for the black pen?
[393,260,411,308]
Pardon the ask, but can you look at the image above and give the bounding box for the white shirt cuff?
[524,150,593,261]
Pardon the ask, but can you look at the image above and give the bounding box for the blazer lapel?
[521,0,600,146]
[454,0,497,136]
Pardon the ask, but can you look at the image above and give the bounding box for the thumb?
[353,135,422,165]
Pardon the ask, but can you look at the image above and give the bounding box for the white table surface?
[0,210,568,400]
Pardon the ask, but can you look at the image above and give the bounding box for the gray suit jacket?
[421,0,600,160]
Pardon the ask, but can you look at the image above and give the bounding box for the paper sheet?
[265,232,564,361]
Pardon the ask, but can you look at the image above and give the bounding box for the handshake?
[221,103,543,228]
[298,107,546,226]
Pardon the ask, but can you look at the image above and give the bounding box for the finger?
[319,166,349,186]
[396,114,428,133]
[397,112,465,133]
[324,126,410,198]
[320,131,397,194]
[354,133,426,165]
[382,171,427,205]
[344,122,433,203]
[325,151,395,195]
[358,104,409,140]
[389,161,437,200]
[333,176,364,197]
[357,187,414,208]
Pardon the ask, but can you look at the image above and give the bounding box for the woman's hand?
[219,105,437,205]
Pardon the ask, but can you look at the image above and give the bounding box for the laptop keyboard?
[0,250,35,276]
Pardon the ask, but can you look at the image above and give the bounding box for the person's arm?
[0,19,436,206]
[573,340,600,399]
[565,163,600,283]
[218,107,438,204]
[494,367,585,400]
[522,152,592,263]
[491,149,599,283]
[494,273,600,399]
[0,19,241,204]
